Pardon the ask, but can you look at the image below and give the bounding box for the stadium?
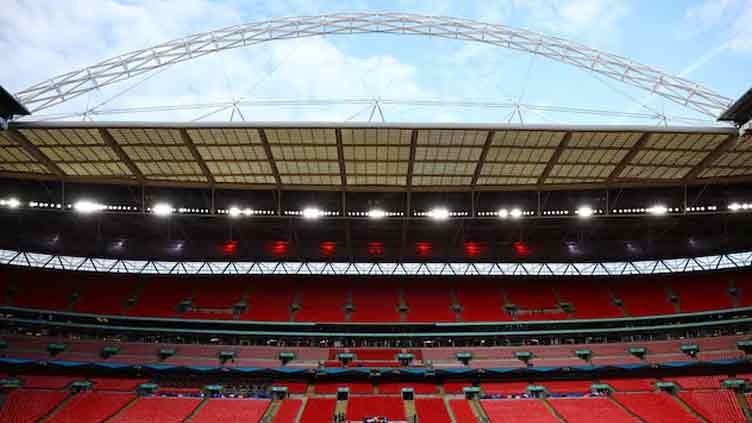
[1,8,752,423]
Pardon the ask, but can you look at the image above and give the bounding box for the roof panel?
[265,128,335,145]
[416,129,488,146]
[341,128,412,145]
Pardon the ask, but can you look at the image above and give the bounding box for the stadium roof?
[1,121,749,192]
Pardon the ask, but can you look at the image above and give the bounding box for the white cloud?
[683,0,752,52]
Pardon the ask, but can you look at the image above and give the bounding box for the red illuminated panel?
[464,241,487,258]
[320,241,337,257]
[221,240,238,255]
[513,241,530,257]
[416,242,432,258]
[267,241,289,257]
[367,242,384,256]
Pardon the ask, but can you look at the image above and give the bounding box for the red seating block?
[455,282,511,321]
[673,276,733,312]
[415,398,452,423]
[299,398,336,423]
[548,397,636,423]
[0,389,69,423]
[404,281,456,322]
[678,390,745,423]
[613,392,702,422]
[296,282,347,322]
[450,399,479,423]
[272,399,302,423]
[611,280,674,316]
[48,391,134,423]
[241,279,297,321]
[481,399,560,423]
[350,280,401,322]
[190,398,270,423]
[126,279,192,318]
[109,396,201,423]
[347,396,405,421]
[558,281,622,319]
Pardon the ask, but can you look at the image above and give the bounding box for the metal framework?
[15,12,733,117]
[1,248,750,277]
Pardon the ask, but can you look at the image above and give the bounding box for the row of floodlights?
[1,197,750,220]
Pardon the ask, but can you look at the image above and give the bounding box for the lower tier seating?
[109,396,202,423]
[298,398,336,423]
[450,399,479,423]
[612,392,702,422]
[481,399,560,423]
[271,399,303,423]
[415,398,453,423]
[548,397,637,423]
[48,391,134,423]
[347,396,405,421]
[678,390,745,423]
[0,389,68,423]
[190,398,270,423]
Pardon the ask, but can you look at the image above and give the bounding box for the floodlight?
[152,203,174,217]
[509,208,523,219]
[367,209,387,219]
[73,200,105,214]
[427,208,450,221]
[647,205,668,215]
[228,206,242,218]
[1,197,20,209]
[729,203,742,211]
[576,206,594,218]
[497,209,509,219]
[302,207,324,220]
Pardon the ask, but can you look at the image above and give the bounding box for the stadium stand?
[347,396,405,421]
[404,281,456,322]
[557,280,623,318]
[241,279,298,321]
[379,382,437,394]
[481,399,560,422]
[454,282,511,321]
[547,397,637,423]
[272,399,303,423]
[108,396,202,423]
[678,390,745,423]
[315,382,374,394]
[0,389,69,423]
[349,279,402,322]
[450,399,480,423]
[295,281,348,322]
[126,279,191,318]
[611,280,675,316]
[189,398,270,423]
[612,392,702,422]
[298,398,336,423]
[47,391,135,423]
[72,277,136,315]
[673,275,734,312]
[415,397,453,423]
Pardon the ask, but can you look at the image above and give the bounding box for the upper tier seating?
[72,277,136,315]
[481,399,560,423]
[673,275,734,312]
[664,375,726,389]
[126,279,192,318]
[109,396,201,423]
[449,399,479,423]
[191,278,247,309]
[415,398,453,423]
[0,389,69,423]
[557,280,623,319]
[299,398,336,423]
[315,382,374,394]
[272,399,303,423]
[241,279,298,321]
[599,378,655,392]
[189,398,270,423]
[379,382,437,394]
[454,282,511,321]
[296,281,348,322]
[547,397,637,423]
[347,396,405,421]
[678,390,745,423]
[20,375,81,389]
[90,377,149,391]
[610,280,674,316]
[404,281,456,322]
[503,282,570,320]
[47,391,134,423]
[612,392,701,422]
[349,280,401,322]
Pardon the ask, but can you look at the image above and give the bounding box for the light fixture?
[497,209,509,219]
[1,198,20,209]
[509,208,523,219]
[228,206,243,218]
[152,203,174,217]
[647,205,668,216]
[427,208,450,221]
[576,205,594,218]
[367,209,387,219]
[73,200,106,214]
[729,203,744,211]
[302,207,324,220]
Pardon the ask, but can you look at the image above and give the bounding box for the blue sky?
[1,0,751,125]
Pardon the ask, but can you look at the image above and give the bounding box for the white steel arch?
[15,12,733,117]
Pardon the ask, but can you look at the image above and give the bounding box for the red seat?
[48,391,134,423]
[0,389,69,423]
[189,398,270,423]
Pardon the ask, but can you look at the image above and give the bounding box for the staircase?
[335,398,348,420]
[404,399,416,421]
[608,395,646,423]
[182,397,209,422]
[541,398,568,423]
[38,391,75,423]
[260,399,282,423]
[735,391,752,422]
[468,398,491,423]
[442,396,458,423]
[670,393,709,423]
[398,286,408,322]
[294,397,308,423]
[102,394,140,422]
